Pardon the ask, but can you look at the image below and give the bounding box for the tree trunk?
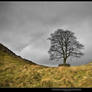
[63,58,67,65]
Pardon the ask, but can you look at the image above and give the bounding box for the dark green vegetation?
[58,64,70,67]
[0,43,92,88]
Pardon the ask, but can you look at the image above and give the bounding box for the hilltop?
[0,43,92,88]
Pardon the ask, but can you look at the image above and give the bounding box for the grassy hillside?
[0,43,92,88]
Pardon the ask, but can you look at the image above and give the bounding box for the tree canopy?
[48,29,84,65]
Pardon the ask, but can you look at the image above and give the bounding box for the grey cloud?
[0,2,92,66]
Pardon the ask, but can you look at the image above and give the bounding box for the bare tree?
[48,29,84,66]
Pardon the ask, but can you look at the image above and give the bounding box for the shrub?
[58,64,70,67]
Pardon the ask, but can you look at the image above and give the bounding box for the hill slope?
[0,43,92,88]
[0,43,38,65]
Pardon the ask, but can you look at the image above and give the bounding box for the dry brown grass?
[0,50,92,88]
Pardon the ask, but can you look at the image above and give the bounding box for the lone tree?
[48,29,84,66]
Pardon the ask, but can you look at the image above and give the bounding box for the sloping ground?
[0,60,92,88]
[0,43,92,88]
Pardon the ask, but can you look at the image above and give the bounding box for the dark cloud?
[0,2,92,66]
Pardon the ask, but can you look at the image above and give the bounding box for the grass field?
[0,43,92,88]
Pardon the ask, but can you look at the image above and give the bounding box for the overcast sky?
[0,2,92,66]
